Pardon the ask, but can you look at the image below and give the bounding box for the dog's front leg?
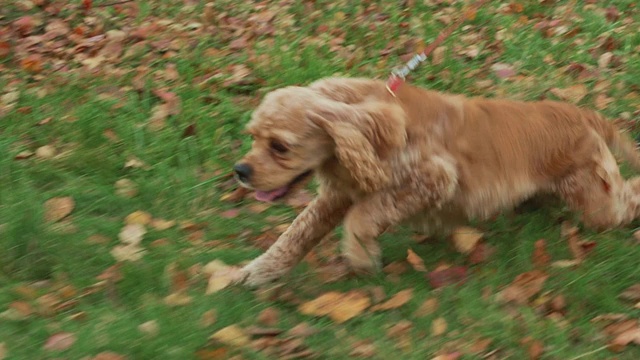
[342,156,458,273]
[240,194,351,287]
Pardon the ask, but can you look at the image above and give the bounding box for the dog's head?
[234,81,407,201]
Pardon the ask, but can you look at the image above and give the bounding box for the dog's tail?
[589,110,640,171]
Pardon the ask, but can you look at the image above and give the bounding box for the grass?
[1,0,640,359]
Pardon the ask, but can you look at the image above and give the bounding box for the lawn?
[1,0,640,359]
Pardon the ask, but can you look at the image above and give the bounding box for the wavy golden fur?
[231,77,640,286]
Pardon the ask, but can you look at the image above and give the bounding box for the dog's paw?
[344,254,382,275]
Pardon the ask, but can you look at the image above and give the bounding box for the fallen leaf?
[20,54,43,73]
[532,239,551,268]
[550,259,581,268]
[125,211,152,225]
[299,290,370,324]
[220,209,240,219]
[528,340,544,360]
[406,249,426,272]
[549,84,588,104]
[468,242,495,264]
[451,227,483,254]
[138,320,159,336]
[148,104,169,131]
[431,317,447,336]
[0,41,10,58]
[427,266,467,289]
[619,284,640,302]
[15,150,34,160]
[118,223,146,245]
[258,307,279,326]
[200,309,217,328]
[327,291,371,323]
[414,297,438,317]
[43,332,76,351]
[370,289,413,311]
[211,325,250,347]
[497,270,548,305]
[44,197,75,223]
[491,63,516,79]
[350,340,377,358]
[206,265,245,294]
[35,145,56,159]
[111,244,146,262]
[164,292,192,307]
[561,222,585,261]
[91,352,127,360]
[115,179,138,198]
[151,218,175,231]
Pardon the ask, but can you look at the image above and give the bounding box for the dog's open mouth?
[254,170,312,202]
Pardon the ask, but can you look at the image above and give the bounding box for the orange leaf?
[370,289,413,311]
[20,54,43,73]
[406,249,426,272]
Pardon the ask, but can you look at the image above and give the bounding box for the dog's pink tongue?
[254,186,288,202]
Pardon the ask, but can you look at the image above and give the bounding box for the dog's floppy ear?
[306,101,407,192]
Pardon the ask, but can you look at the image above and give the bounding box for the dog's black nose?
[234,163,253,183]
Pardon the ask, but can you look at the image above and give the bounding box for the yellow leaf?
[125,211,152,225]
[210,325,249,347]
[329,291,370,323]
[451,226,483,254]
[431,317,447,336]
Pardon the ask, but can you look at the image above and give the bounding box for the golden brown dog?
[231,77,640,287]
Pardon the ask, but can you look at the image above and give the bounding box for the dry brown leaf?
[532,239,551,268]
[164,292,192,307]
[561,222,585,261]
[91,352,127,360]
[370,289,413,312]
[619,284,640,302]
[328,291,371,323]
[44,197,75,223]
[414,297,439,317]
[406,249,426,272]
[200,309,217,328]
[549,84,588,104]
[431,317,447,336]
[43,332,76,351]
[151,218,175,231]
[258,307,279,326]
[528,340,544,360]
[14,150,34,160]
[299,291,370,324]
[350,340,377,358]
[211,325,250,347]
[497,270,549,305]
[451,227,483,254]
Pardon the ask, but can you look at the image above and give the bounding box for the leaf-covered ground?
[1,0,640,359]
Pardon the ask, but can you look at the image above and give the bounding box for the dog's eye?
[270,140,288,154]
